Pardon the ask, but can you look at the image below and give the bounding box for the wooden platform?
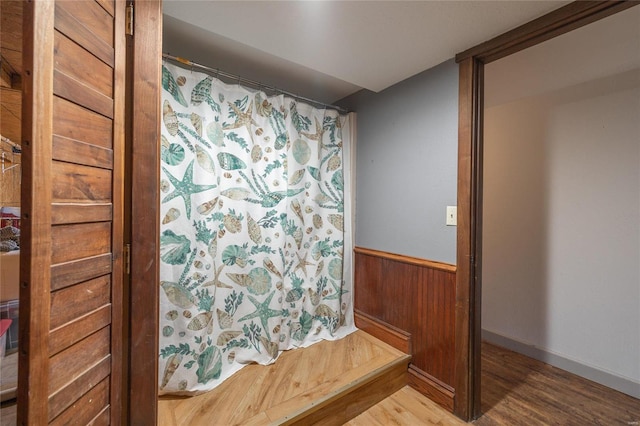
[158,330,411,425]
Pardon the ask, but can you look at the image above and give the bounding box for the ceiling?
[163,0,570,104]
[485,5,640,107]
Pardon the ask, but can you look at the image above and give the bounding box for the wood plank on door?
[19,1,125,424]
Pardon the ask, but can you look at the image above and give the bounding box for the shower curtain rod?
[162,53,350,114]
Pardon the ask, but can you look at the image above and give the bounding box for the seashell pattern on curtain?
[158,61,355,394]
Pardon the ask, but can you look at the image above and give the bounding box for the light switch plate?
[446,206,457,226]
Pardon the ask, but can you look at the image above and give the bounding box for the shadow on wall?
[481,97,550,410]
[482,68,640,399]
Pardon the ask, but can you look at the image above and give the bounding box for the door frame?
[128,0,161,424]
[125,0,640,422]
[453,0,639,420]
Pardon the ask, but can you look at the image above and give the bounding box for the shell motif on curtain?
[158,62,355,394]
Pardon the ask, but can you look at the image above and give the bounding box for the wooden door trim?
[128,1,162,423]
[19,1,55,423]
[454,57,483,421]
[112,0,127,421]
[453,0,640,421]
[456,1,637,64]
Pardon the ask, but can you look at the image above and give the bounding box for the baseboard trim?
[354,310,412,354]
[407,365,454,412]
[482,329,640,399]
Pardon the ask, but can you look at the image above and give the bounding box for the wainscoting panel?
[354,247,456,410]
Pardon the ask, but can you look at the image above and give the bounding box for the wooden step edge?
[283,357,410,425]
[266,353,411,425]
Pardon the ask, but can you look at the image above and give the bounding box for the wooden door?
[19,0,125,424]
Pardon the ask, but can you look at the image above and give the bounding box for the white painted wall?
[482,72,640,396]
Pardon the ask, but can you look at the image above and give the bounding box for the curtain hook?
[215,68,220,81]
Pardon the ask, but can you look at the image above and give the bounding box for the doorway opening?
[480,6,640,421]
[455,1,640,421]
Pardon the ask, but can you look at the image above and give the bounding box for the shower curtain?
[158,61,355,394]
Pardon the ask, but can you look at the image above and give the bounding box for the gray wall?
[340,59,459,264]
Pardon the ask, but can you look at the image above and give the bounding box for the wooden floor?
[346,386,464,426]
[474,341,640,425]
[158,330,410,425]
[350,341,640,425]
[2,338,638,424]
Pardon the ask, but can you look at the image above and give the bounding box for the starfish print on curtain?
[162,160,217,219]
[158,62,356,395]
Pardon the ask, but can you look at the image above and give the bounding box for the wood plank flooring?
[346,386,465,426]
[350,341,640,425]
[158,330,410,425]
[3,337,638,425]
[475,341,640,425]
